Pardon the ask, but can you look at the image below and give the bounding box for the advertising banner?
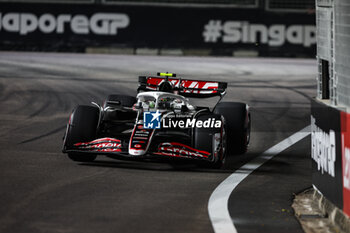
[311,99,343,209]
[0,2,316,56]
[341,111,350,216]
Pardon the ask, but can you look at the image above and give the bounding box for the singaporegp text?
[0,13,129,35]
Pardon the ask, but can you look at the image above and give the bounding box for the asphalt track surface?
[0,52,316,233]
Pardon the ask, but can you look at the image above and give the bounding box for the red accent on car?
[129,124,155,151]
[153,152,184,158]
[73,138,122,152]
[161,142,210,155]
[156,142,210,158]
[341,111,350,217]
[74,137,121,146]
[95,148,122,152]
[146,77,219,94]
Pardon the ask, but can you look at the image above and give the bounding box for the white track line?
[208,125,311,233]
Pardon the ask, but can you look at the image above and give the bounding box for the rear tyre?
[214,102,250,155]
[104,94,136,108]
[64,105,99,162]
[194,114,226,169]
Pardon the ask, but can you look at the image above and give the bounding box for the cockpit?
[136,92,195,112]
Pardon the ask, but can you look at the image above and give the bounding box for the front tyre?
[64,105,99,162]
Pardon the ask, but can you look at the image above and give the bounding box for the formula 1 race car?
[62,73,250,168]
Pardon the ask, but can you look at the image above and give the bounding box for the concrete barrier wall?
[311,98,350,218]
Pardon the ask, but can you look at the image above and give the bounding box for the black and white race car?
[62,73,250,168]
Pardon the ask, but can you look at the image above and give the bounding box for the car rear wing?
[138,75,227,98]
